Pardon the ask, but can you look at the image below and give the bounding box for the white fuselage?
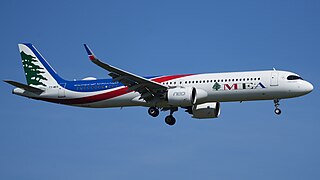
[27,70,310,108]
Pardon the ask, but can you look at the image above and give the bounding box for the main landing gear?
[274,99,281,115]
[148,107,159,117]
[148,107,177,126]
[164,107,178,126]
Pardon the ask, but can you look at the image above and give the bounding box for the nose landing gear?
[274,99,281,115]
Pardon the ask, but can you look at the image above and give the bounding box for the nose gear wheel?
[274,99,281,115]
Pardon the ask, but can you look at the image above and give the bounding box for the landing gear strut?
[148,107,159,117]
[274,99,281,115]
[165,107,178,126]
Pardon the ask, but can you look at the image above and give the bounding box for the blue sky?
[0,0,319,179]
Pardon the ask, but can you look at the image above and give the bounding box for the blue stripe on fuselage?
[63,76,158,92]
[65,78,122,92]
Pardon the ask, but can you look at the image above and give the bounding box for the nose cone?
[304,81,313,94]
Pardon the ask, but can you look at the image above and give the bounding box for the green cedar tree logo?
[212,82,221,91]
[20,51,47,86]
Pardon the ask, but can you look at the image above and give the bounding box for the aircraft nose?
[304,81,313,94]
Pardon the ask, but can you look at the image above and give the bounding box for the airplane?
[4,43,313,126]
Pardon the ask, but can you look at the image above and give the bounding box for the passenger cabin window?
[287,75,303,80]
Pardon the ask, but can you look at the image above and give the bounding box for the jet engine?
[167,87,196,106]
[190,102,221,119]
[166,87,208,106]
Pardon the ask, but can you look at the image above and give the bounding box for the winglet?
[83,44,96,61]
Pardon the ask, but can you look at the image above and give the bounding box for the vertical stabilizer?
[18,43,64,88]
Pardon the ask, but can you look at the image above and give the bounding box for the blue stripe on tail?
[23,43,66,84]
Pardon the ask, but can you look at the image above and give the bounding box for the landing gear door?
[58,83,66,98]
[270,71,279,86]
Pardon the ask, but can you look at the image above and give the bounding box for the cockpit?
[287,75,303,80]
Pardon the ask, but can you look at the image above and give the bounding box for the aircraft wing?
[84,44,167,101]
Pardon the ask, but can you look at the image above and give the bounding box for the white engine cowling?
[167,87,208,106]
[167,87,196,106]
[192,102,221,119]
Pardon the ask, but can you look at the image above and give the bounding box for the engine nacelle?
[167,87,196,106]
[192,102,221,119]
[167,87,209,106]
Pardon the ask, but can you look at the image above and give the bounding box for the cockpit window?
[287,75,303,80]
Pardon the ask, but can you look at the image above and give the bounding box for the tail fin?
[18,43,65,88]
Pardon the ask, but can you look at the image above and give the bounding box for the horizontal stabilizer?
[4,80,44,94]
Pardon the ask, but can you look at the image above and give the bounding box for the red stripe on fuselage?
[35,74,193,105]
[152,74,193,83]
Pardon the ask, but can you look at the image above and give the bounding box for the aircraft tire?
[165,115,176,126]
[148,107,159,117]
[275,108,281,115]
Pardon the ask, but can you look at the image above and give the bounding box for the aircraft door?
[270,71,279,86]
[58,83,66,98]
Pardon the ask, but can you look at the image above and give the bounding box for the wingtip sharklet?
[83,44,96,61]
